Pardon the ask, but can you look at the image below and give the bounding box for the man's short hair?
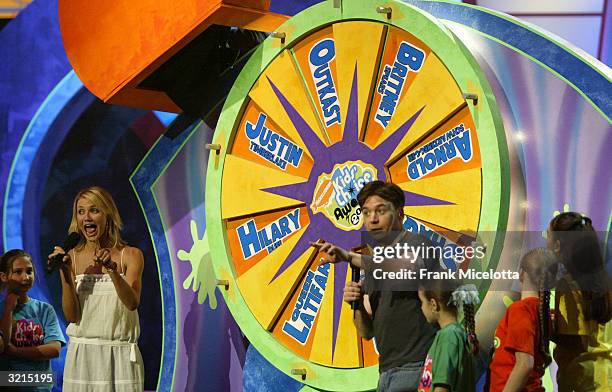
[357,181,405,210]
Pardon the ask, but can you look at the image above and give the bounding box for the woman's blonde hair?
[68,186,126,249]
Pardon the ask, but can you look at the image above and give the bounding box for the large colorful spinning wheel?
[207,1,508,390]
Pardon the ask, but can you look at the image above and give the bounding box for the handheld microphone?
[46,232,81,273]
[350,264,361,310]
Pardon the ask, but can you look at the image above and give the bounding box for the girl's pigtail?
[539,276,553,367]
[450,284,480,356]
[463,303,479,355]
[522,247,557,369]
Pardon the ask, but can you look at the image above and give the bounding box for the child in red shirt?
[489,248,557,391]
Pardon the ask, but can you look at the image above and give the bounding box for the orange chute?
[59,0,288,111]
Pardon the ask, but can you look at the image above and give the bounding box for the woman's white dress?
[63,249,144,391]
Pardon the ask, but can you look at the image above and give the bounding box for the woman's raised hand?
[48,246,73,275]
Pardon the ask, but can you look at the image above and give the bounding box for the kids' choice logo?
[374,41,426,128]
[245,112,304,170]
[308,39,341,128]
[418,356,433,391]
[310,161,377,231]
[407,123,473,180]
[282,263,329,344]
[14,319,44,347]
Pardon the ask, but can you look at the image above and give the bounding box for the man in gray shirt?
[313,181,437,392]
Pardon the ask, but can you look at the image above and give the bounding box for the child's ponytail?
[538,277,552,367]
[463,302,479,355]
[450,284,481,356]
[521,248,558,368]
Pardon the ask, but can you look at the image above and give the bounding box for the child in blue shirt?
[0,249,66,391]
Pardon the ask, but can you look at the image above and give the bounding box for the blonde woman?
[48,186,144,391]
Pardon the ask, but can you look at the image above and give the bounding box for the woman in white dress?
[48,186,144,391]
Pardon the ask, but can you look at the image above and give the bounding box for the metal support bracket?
[216,279,229,290]
[271,31,286,44]
[462,93,479,105]
[376,6,392,19]
[205,143,221,155]
[291,368,307,380]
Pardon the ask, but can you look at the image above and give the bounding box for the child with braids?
[417,281,480,392]
[489,248,557,392]
[548,212,611,391]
